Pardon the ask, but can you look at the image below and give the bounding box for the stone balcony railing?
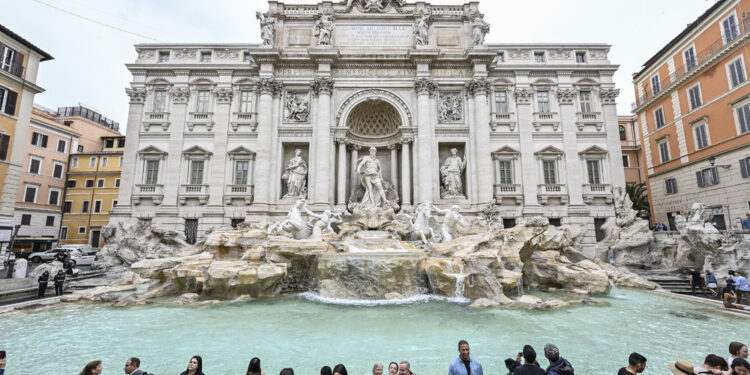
[132,184,164,205]
[537,184,568,205]
[187,112,214,131]
[231,112,258,131]
[575,112,603,131]
[145,112,170,121]
[179,184,209,205]
[490,112,517,131]
[493,183,523,205]
[224,184,255,204]
[143,112,171,131]
[583,183,613,204]
[532,112,560,130]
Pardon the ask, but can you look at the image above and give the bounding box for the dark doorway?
[231,218,244,228]
[594,218,607,242]
[548,218,562,227]
[667,212,678,231]
[503,218,516,228]
[185,219,198,245]
[90,230,101,247]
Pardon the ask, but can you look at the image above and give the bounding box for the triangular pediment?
[227,146,256,156]
[138,145,167,154]
[492,145,520,155]
[579,145,608,156]
[183,145,212,155]
[535,145,564,155]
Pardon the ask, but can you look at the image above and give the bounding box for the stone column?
[254,78,281,205]
[389,144,399,189]
[557,88,584,206]
[400,138,412,206]
[469,78,493,203]
[601,88,626,189]
[514,88,540,209]
[162,86,190,206]
[336,138,347,205]
[349,144,360,193]
[312,77,334,204]
[414,78,436,204]
[114,88,146,209]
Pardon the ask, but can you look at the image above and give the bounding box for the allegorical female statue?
[440,148,467,197]
[356,146,389,208]
[282,149,308,198]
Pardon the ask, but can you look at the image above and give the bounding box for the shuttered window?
[740,157,750,178]
[586,159,602,184]
[0,133,9,160]
[696,167,719,187]
[0,87,18,116]
[728,58,746,88]
[737,102,750,134]
[542,160,557,184]
[665,178,678,194]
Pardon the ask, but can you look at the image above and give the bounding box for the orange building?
[632,0,750,230]
[618,115,646,185]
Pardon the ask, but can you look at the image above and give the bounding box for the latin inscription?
[335,25,413,47]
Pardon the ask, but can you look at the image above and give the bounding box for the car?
[68,251,96,266]
[28,248,67,263]
[28,248,95,266]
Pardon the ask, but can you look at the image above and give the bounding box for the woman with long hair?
[180,355,204,375]
[247,357,265,375]
[388,362,399,375]
[332,364,348,375]
[79,360,102,375]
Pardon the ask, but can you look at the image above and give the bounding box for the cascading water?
[451,263,466,298]
[517,277,524,296]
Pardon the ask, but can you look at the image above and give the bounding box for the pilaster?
[415,78,436,203]
[557,87,584,206]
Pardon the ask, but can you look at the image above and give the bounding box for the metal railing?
[637,17,750,107]
[1,63,24,78]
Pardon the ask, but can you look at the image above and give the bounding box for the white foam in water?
[299,292,471,306]
[346,245,410,253]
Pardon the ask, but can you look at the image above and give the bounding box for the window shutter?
[0,134,9,160]
[41,134,48,148]
[5,90,17,115]
[13,52,24,73]
[31,132,38,145]
[672,180,678,194]
[740,159,749,178]
[711,167,719,184]
[696,171,704,187]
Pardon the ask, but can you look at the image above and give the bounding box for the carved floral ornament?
[556,88,577,105]
[169,88,191,104]
[465,78,491,97]
[174,48,197,59]
[137,49,155,59]
[513,88,535,104]
[126,88,146,104]
[213,87,233,103]
[256,78,283,95]
[599,88,620,104]
[414,78,436,96]
[312,77,334,96]
[215,48,240,59]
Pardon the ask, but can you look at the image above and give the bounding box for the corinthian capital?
[125,88,146,104]
[256,78,283,95]
[312,77,334,96]
[513,88,534,105]
[414,78,436,96]
[169,88,190,104]
[556,88,577,105]
[465,78,490,97]
[213,87,234,103]
[599,88,620,105]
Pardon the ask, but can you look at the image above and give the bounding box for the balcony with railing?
[187,112,215,131]
[537,184,568,205]
[532,112,560,131]
[224,184,255,204]
[231,112,258,132]
[490,112,517,131]
[575,111,603,131]
[493,183,523,205]
[1,63,24,79]
[132,184,164,205]
[143,112,171,131]
[636,17,750,109]
[145,112,170,121]
[583,183,613,204]
[179,184,209,205]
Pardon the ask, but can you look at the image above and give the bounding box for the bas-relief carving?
[169,88,190,104]
[215,49,240,59]
[344,0,407,13]
[413,12,431,46]
[282,149,308,198]
[256,12,277,46]
[440,148,467,198]
[549,49,572,60]
[439,92,462,122]
[137,49,155,59]
[315,15,335,46]
[284,92,310,122]
[507,49,530,59]
[174,48,196,59]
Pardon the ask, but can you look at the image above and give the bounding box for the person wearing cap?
[693,355,727,375]
[543,344,573,375]
[669,360,696,375]
[618,353,647,375]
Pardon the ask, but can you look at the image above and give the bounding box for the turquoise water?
[1,289,748,375]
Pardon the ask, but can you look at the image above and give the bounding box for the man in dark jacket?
[511,345,545,375]
[37,271,49,297]
[53,270,65,296]
[544,344,574,375]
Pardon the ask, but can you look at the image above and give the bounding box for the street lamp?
[708,155,732,169]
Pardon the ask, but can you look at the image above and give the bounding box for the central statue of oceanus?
[348,146,400,229]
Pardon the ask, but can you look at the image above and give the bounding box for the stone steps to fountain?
[646,276,701,294]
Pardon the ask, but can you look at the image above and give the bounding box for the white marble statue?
[431,203,469,241]
[285,93,309,122]
[356,146,389,208]
[440,148,466,198]
[256,12,276,46]
[282,149,308,198]
[471,15,489,46]
[364,0,384,11]
[413,201,438,244]
[413,13,431,46]
[439,93,462,122]
[267,199,312,239]
[304,206,343,239]
[315,15,334,46]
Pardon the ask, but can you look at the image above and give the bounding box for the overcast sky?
[2,0,718,131]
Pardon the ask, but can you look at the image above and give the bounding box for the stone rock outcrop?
[28,261,64,278]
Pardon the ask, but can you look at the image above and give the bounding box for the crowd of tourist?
[6,339,742,375]
[688,268,750,310]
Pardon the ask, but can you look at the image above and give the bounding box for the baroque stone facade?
[112,0,625,256]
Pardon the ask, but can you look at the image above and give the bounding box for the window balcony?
[490,112,517,131]
[583,183,613,204]
[224,184,255,204]
[231,112,258,132]
[532,112,560,131]
[132,184,164,205]
[187,112,215,131]
[537,184,568,205]
[145,112,170,121]
[143,112,171,131]
[493,183,523,205]
[575,112,603,131]
[179,184,209,205]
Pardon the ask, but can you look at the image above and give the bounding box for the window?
[112,200,118,207]
[97,179,105,188]
[231,218,244,228]
[24,185,37,203]
[31,132,48,148]
[575,51,586,63]
[537,91,550,112]
[651,74,661,95]
[196,90,210,112]
[243,52,252,62]
[234,160,249,185]
[105,139,114,149]
[0,86,18,116]
[723,14,739,44]
[52,162,64,179]
[736,102,750,134]
[200,51,212,62]
[48,189,60,205]
[619,125,627,141]
[494,91,508,113]
[66,180,76,188]
[503,218,516,228]
[77,145,84,152]
[115,178,120,187]
[498,160,513,184]
[63,201,72,213]
[239,90,253,113]
[542,160,557,184]
[658,139,670,163]
[494,52,504,63]
[654,108,665,128]
[586,159,602,184]
[684,47,697,72]
[94,200,102,213]
[101,157,108,168]
[0,133,9,160]
[21,214,31,226]
[118,156,123,167]
[82,200,90,213]
[549,218,562,227]
[665,178,678,194]
[89,157,97,168]
[185,218,198,245]
[688,85,702,110]
[741,157,750,178]
[71,157,78,168]
[118,139,125,148]
[57,139,67,153]
[78,226,86,234]
[594,218,607,242]
[28,157,41,174]
[728,57,746,88]
[64,121,73,127]
[534,52,545,63]
[60,227,68,240]
[145,160,160,184]
[579,91,592,112]
[153,90,167,112]
[158,51,170,62]
[85,179,94,188]
[45,216,54,227]
[189,160,204,184]
[697,167,719,187]
[1,46,17,73]
[622,155,629,167]
[694,123,709,149]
